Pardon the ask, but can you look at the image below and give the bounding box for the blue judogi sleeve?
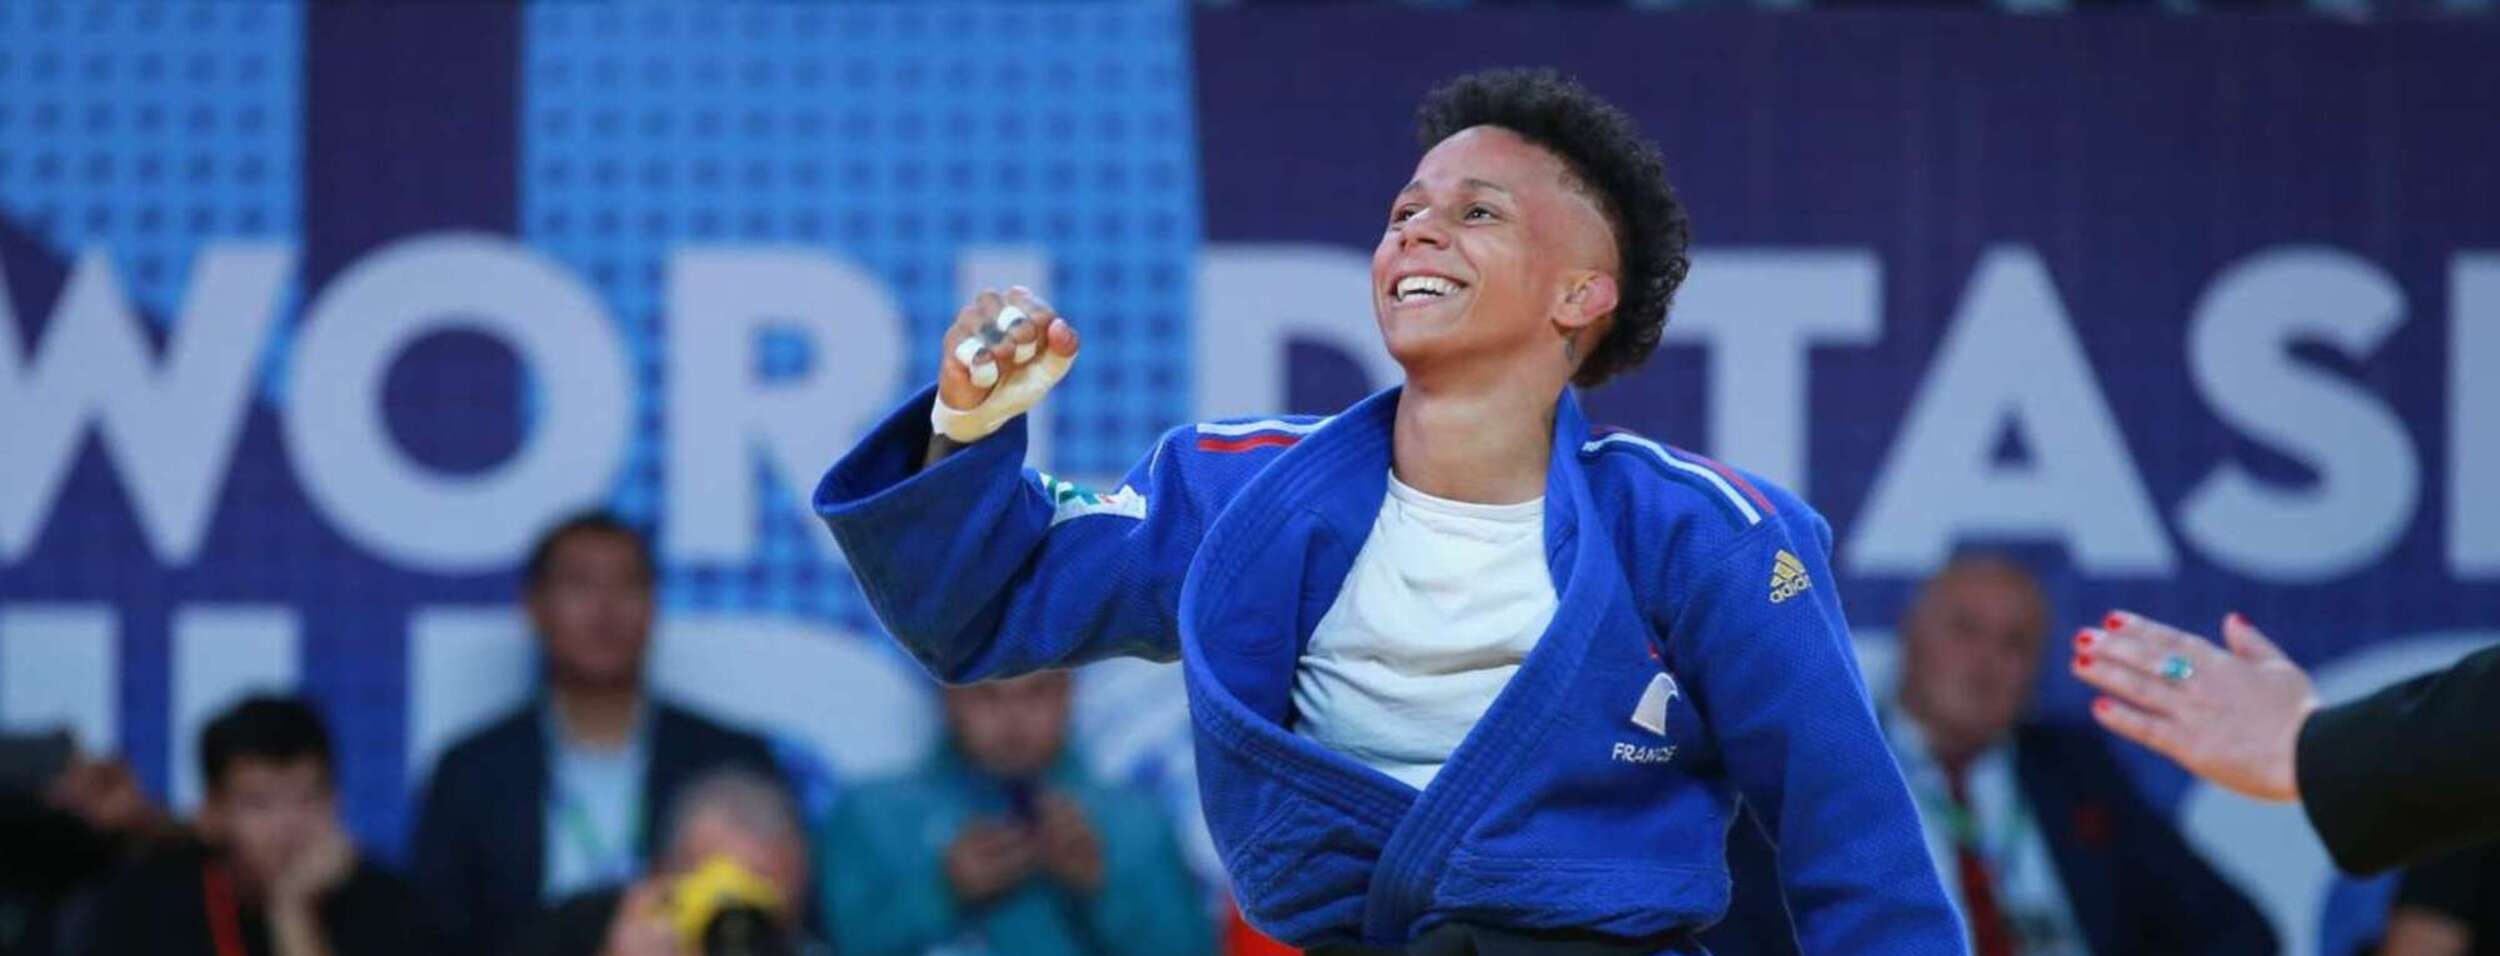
[814,385,1205,682]
[1665,507,1968,955]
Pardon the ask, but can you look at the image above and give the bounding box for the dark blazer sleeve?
[322,862,425,956]
[2296,644,2500,875]
[2100,754,2276,955]
[500,889,624,956]
[638,703,789,859]
[409,738,480,954]
[2018,725,2275,956]
[2390,844,2495,925]
[410,709,547,956]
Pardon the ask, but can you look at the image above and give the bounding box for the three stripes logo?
[1770,549,1813,604]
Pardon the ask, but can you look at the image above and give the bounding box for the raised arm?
[816,288,1207,682]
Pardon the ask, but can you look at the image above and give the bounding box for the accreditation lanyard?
[201,862,249,956]
[1912,766,2038,888]
[550,780,644,885]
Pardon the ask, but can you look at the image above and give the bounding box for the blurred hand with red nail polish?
[2074,610,2317,802]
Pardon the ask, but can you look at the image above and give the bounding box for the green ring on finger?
[2158,653,2196,685]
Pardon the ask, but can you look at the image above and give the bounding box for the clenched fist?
[927,286,1081,455]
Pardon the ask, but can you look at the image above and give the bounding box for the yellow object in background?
[667,856,786,954]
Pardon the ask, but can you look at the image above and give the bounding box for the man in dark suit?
[1697,555,2275,956]
[2077,613,2500,875]
[409,512,784,955]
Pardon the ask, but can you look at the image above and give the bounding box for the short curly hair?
[1416,68,1691,389]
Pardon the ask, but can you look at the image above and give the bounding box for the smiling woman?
[820,67,1965,955]
[1398,69,1691,391]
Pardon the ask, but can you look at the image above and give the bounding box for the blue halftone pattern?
[522,1,1200,629]
[0,1,299,316]
[0,1,302,800]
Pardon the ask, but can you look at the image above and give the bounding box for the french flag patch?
[1194,417,1326,453]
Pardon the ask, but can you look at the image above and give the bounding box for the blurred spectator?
[818,671,1213,956]
[1886,554,2273,956]
[0,731,173,956]
[411,512,785,955]
[506,768,821,956]
[2376,845,2499,956]
[75,695,418,956]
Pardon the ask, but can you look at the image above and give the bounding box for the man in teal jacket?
[817,671,1213,956]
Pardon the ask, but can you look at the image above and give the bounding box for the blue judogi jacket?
[816,383,1964,955]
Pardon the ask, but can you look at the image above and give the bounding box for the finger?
[1001,307,1043,362]
[978,306,1029,368]
[2107,610,2221,664]
[999,288,1056,363]
[975,838,1022,867]
[2072,648,2184,717]
[989,335,1023,371]
[2075,625,2170,677]
[950,292,1001,346]
[939,305,978,368]
[1003,838,1041,867]
[945,294,1004,392]
[961,342,1000,388]
[1046,316,1080,358]
[950,295,990,337]
[1059,822,1096,853]
[1006,285,1058,325]
[2090,695,2185,761]
[999,290,1044,335]
[968,821,1017,848]
[970,289,1005,328]
[2222,611,2287,663]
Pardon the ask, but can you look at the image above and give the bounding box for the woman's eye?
[1465,205,1496,221]
[1391,206,1420,224]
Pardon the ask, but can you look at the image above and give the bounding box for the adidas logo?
[1770,550,1812,604]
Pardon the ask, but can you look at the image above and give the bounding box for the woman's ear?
[1556,271,1620,334]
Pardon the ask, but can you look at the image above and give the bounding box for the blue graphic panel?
[521,0,1201,628]
[0,0,303,811]
[0,1,298,314]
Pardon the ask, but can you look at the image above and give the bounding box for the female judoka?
[815,69,1963,955]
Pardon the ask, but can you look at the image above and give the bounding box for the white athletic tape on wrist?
[932,349,1073,443]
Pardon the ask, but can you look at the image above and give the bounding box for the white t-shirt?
[542,709,650,901]
[1290,473,1559,790]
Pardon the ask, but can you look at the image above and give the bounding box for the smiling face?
[1372,125,1621,387]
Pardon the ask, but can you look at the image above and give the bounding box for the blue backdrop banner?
[2,4,2495,954]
